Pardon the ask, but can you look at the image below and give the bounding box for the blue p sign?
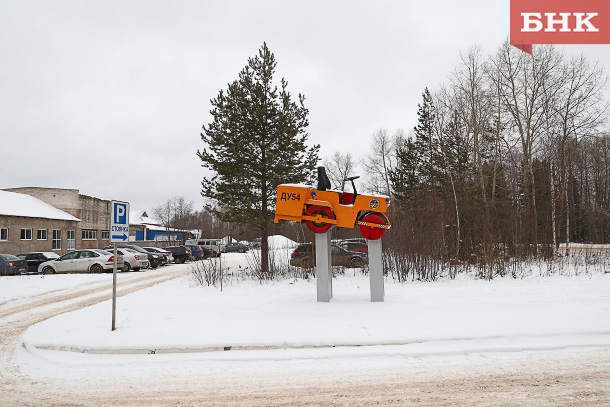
[114,203,127,224]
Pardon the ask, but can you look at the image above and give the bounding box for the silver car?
[116,248,149,272]
[38,249,124,274]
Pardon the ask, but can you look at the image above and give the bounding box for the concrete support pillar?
[315,231,333,302]
[368,238,384,302]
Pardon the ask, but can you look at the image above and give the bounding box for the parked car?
[338,241,368,254]
[104,244,162,269]
[290,243,368,268]
[185,239,224,257]
[115,248,149,272]
[0,254,28,276]
[163,246,192,264]
[341,238,368,245]
[144,250,164,268]
[38,249,123,274]
[184,244,209,260]
[198,246,213,259]
[143,247,173,265]
[225,242,249,253]
[17,252,60,274]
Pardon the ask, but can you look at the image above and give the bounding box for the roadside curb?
[22,332,610,357]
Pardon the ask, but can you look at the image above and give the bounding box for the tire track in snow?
[0,268,189,320]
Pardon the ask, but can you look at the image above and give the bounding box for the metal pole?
[112,243,117,331]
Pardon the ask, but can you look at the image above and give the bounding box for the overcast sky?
[1,1,609,213]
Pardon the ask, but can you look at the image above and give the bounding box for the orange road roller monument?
[275,167,391,302]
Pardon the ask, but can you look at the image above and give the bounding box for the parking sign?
[110,201,130,243]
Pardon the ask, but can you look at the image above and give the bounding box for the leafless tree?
[363,128,403,195]
[452,45,494,203]
[153,196,195,242]
[554,55,608,254]
[172,196,194,231]
[153,198,175,242]
[489,43,564,249]
[323,152,357,190]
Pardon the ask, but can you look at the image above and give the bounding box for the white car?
[38,249,124,274]
[116,248,149,272]
[143,247,173,265]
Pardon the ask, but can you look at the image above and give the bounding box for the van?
[185,239,225,257]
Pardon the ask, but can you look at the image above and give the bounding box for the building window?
[52,230,62,250]
[67,230,76,250]
[102,231,110,240]
[37,229,48,240]
[82,230,97,240]
[20,228,33,240]
[0,228,7,241]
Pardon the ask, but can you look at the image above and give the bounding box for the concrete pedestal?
[315,231,332,302]
[314,233,383,302]
[368,238,384,302]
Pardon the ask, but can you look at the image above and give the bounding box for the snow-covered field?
[6,246,609,377]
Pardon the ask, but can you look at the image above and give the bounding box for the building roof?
[130,210,162,227]
[0,190,80,221]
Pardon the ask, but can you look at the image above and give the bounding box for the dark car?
[198,246,213,259]
[143,247,173,265]
[0,254,28,276]
[163,245,192,264]
[338,241,368,254]
[290,243,368,268]
[17,252,61,274]
[143,250,164,268]
[225,242,249,253]
[184,244,210,260]
[104,244,162,269]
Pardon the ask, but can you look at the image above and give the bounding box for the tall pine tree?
[390,88,442,203]
[390,137,419,202]
[413,88,442,188]
[198,43,319,274]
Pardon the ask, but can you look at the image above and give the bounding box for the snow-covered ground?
[8,247,609,376]
[1,272,146,308]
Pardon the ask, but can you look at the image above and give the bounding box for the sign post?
[110,200,129,331]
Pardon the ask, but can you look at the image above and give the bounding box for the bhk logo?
[510,0,610,54]
[521,13,599,33]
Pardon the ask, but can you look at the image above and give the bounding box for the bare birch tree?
[363,128,403,195]
[323,152,357,190]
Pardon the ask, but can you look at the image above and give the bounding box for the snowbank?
[267,235,297,250]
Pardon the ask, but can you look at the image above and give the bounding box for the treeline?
[329,42,609,263]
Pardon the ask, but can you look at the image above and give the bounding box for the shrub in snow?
[383,249,610,282]
[245,248,312,282]
[190,257,226,289]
